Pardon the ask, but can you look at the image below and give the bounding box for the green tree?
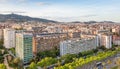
[36,49,60,60]
[57,60,61,67]
[77,52,82,57]
[0,64,6,69]
[13,58,20,66]
[29,62,37,69]
[37,57,57,67]
[0,56,4,63]
[0,39,4,49]
[61,54,77,63]
[54,50,116,69]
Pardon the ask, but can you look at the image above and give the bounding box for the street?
[4,56,13,69]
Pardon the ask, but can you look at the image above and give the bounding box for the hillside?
[0,14,57,23]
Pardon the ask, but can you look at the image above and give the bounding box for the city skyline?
[0,0,120,22]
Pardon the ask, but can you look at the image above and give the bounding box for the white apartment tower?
[98,34,112,49]
[4,28,15,48]
[105,35,112,49]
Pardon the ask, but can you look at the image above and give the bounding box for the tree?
[11,57,23,69]
[55,50,116,69]
[57,60,61,67]
[77,52,82,57]
[0,56,4,63]
[93,49,98,53]
[13,58,20,66]
[61,54,77,63]
[0,39,4,49]
[37,57,57,67]
[99,46,107,51]
[29,62,37,69]
[0,50,4,63]
[0,64,6,69]
[107,60,112,64]
[115,58,120,69]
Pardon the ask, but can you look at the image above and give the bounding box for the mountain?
[0,14,57,23]
[71,21,115,24]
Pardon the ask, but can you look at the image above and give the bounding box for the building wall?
[16,33,33,64]
[106,35,112,49]
[113,40,120,45]
[4,28,15,48]
[98,34,112,49]
[33,33,67,54]
[60,37,98,56]
[112,35,120,45]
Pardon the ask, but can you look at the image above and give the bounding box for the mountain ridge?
[0,14,117,24]
[0,14,57,23]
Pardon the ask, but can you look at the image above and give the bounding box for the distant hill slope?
[0,14,57,23]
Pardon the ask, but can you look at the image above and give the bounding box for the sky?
[0,0,120,22]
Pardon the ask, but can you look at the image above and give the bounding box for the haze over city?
[0,0,120,22]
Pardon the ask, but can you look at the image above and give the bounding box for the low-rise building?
[33,33,67,55]
[60,37,98,56]
[112,35,120,45]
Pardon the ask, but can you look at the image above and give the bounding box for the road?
[4,56,13,69]
[8,51,16,58]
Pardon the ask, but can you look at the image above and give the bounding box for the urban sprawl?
[0,21,120,69]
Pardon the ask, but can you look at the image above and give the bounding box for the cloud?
[0,0,27,2]
[38,14,97,22]
[81,14,97,17]
[36,2,51,6]
[0,0,11,2]
[0,11,26,14]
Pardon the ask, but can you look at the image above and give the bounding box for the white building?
[98,34,112,49]
[60,37,98,56]
[4,28,15,48]
[105,35,112,49]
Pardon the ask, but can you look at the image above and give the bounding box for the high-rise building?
[3,28,15,48]
[106,35,112,49]
[98,34,112,49]
[16,32,33,64]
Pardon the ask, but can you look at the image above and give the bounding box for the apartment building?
[98,34,112,49]
[33,33,67,54]
[3,28,15,48]
[60,37,98,56]
[16,32,33,64]
[112,35,120,45]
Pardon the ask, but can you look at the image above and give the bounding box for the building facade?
[98,34,112,49]
[33,33,67,54]
[60,37,98,56]
[112,35,120,45]
[16,32,33,64]
[3,28,15,48]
